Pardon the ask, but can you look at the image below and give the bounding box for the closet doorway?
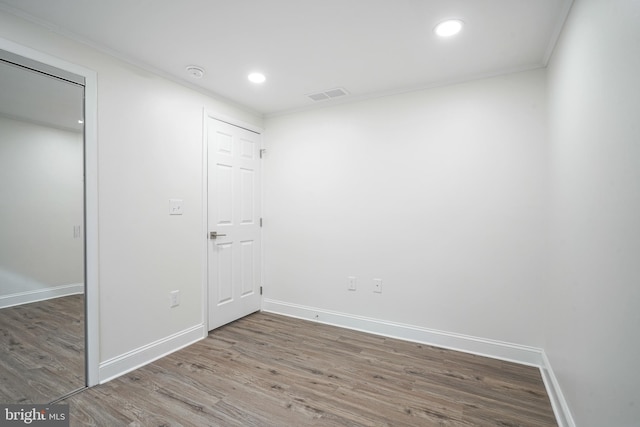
[0,40,98,403]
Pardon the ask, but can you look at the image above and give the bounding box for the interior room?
[0,1,638,426]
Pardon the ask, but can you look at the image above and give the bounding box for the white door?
[207,117,262,331]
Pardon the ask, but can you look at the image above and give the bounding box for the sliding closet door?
[0,50,86,403]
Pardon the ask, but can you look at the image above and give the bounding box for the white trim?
[262,298,574,427]
[205,111,263,135]
[262,299,543,366]
[542,0,575,65]
[201,108,210,334]
[0,283,84,309]
[83,58,100,389]
[264,64,544,119]
[0,37,100,387]
[98,324,206,384]
[540,351,576,427]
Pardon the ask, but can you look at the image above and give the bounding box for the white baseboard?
[540,351,576,427]
[262,298,574,427]
[99,324,206,384]
[262,299,543,365]
[0,283,84,309]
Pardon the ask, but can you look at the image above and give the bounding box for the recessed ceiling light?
[434,19,464,37]
[186,65,205,79]
[77,120,84,124]
[248,72,266,84]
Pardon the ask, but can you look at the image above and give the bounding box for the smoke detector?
[186,65,205,79]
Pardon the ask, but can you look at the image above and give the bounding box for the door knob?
[209,231,227,239]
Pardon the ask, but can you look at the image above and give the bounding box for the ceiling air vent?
[307,87,349,102]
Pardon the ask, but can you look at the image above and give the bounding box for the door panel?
[240,168,255,222]
[216,242,233,304]
[207,118,261,330]
[216,164,233,224]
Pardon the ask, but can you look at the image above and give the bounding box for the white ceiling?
[0,0,573,116]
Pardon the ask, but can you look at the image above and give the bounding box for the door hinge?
[259,149,266,159]
[260,286,263,295]
[260,217,263,227]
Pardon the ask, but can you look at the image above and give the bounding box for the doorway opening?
[0,39,99,401]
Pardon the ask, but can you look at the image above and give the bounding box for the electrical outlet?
[348,276,357,291]
[169,198,183,215]
[373,279,382,293]
[170,290,180,307]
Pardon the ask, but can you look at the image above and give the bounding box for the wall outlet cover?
[169,198,183,215]
[373,279,382,293]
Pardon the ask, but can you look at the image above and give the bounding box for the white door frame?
[0,38,100,386]
[202,110,263,332]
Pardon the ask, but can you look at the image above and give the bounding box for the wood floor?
[0,294,85,403]
[66,312,557,426]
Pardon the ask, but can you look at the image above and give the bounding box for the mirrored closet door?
[0,49,86,403]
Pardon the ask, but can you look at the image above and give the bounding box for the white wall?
[264,69,548,347]
[0,11,262,373]
[0,116,83,297]
[547,0,640,425]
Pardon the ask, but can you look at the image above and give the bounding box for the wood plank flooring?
[66,313,557,426]
[0,294,85,403]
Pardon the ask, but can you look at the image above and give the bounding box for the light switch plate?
[170,290,180,307]
[169,198,183,215]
